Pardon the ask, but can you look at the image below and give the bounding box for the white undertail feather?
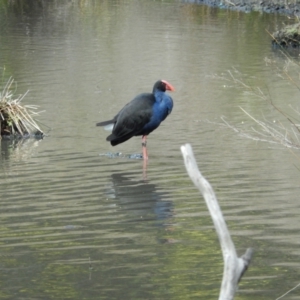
[104,124,114,131]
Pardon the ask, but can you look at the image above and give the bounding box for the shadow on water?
[106,172,174,223]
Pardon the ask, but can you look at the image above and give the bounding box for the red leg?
[142,135,148,160]
[143,157,148,179]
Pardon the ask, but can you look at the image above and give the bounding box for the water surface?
[0,1,300,299]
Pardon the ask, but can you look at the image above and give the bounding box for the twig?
[276,282,300,300]
[180,143,253,300]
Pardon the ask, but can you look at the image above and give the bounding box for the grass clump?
[0,77,44,139]
[272,23,300,48]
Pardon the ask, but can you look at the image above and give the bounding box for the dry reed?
[0,77,43,138]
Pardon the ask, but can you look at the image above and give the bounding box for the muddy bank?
[185,0,300,16]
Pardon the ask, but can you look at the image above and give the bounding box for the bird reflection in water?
[106,173,174,224]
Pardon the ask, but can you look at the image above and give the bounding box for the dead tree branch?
[180,143,253,300]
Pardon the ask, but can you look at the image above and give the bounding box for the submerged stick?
[180,144,253,300]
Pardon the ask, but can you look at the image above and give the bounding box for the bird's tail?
[96,119,114,126]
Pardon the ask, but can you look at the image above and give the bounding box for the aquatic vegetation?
[272,23,300,48]
[0,77,44,139]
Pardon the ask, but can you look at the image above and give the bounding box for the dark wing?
[107,93,155,146]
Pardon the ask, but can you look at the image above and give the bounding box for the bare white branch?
[180,143,253,300]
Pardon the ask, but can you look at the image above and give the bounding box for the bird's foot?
[127,153,143,159]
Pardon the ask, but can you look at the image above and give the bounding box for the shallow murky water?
[1,0,300,299]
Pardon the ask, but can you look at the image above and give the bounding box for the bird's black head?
[153,80,175,93]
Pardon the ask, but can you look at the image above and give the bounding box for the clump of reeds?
[271,23,300,48]
[0,77,43,139]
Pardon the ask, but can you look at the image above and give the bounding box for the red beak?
[161,80,175,92]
